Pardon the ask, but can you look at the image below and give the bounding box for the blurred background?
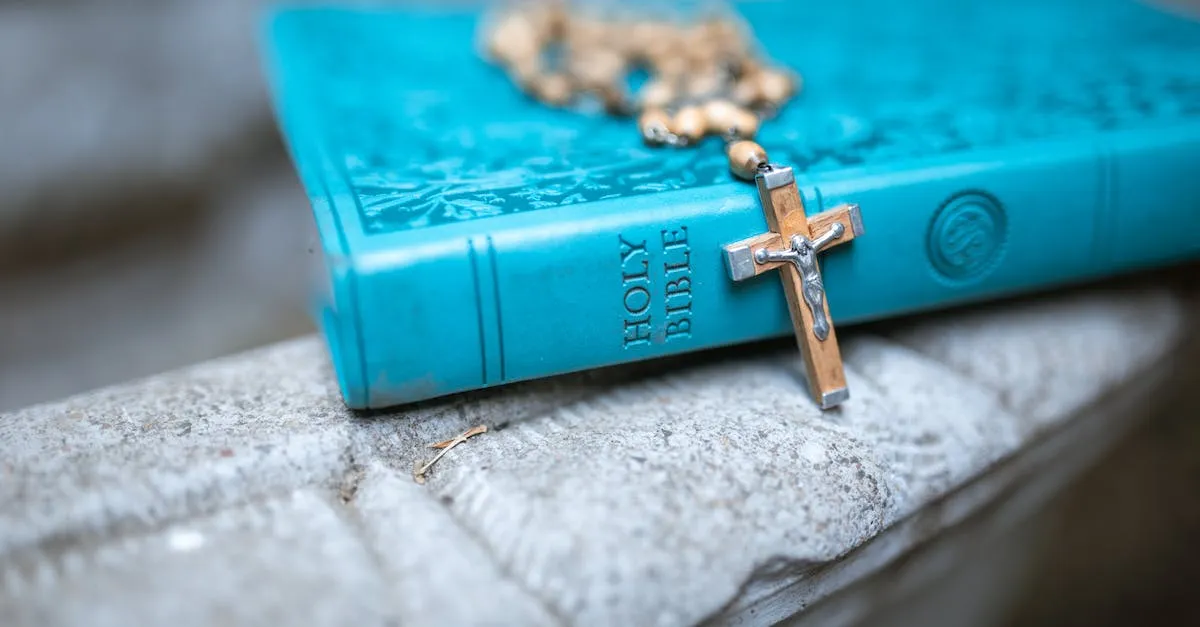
[0,0,1197,625]
[0,0,313,412]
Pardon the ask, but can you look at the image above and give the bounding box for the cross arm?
[723,203,865,281]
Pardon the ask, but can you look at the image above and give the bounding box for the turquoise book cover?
[261,0,1200,409]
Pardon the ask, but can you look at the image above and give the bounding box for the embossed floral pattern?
[276,0,1200,234]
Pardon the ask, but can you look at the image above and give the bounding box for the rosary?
[483,2,867,410]
[482,1,794,180]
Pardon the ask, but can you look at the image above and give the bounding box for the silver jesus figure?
[754,223,845,341]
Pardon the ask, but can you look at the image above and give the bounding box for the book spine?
[336,126,1200,408]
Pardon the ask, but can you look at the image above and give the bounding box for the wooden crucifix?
[723,165,864,409]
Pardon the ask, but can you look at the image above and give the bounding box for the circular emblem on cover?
[927,192,1006,282]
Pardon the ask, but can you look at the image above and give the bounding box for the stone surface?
[890,289,1184,423]
[354,465,560,626]
[420,338,1023,626]
[0,284,1188,626]
[1,490,390,627]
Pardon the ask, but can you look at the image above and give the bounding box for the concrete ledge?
[0,285,1187,626]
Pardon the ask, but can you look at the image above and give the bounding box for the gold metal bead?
[572,49,626,90]
[684,24,719,67]
[566,16,608,49]
[529,2,567,40]
[730,108,760,138]
[758,68,798,105]
[686,71,723,99]
[486,13,541,64]
[639,78,676,110]
[638,108,673,145]
[508,55,543,88]
[654,56,690,79]
[626,21,666,60]
[671,105,707,144]
[706,18,745,53]
[735,58,764,79]
[531,73,574,106]
[703,99,737,133]
[704,99,759,138]
[727,140,769,181]
[643,28,685,69]
[732,77,761,106]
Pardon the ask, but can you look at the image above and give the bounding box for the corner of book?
[314,282,370,411]
[305,237,371,410]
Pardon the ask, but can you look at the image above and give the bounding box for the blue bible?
[261,0,1200,409]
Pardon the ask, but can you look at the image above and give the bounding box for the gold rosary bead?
[528,1,567,41]
[530,73,574,106]
[706,18,745,54]
[486,12,542,64]
[626,21,665,61]
[639,78,676,109]
[653,55,690,80]
[703,99,736,132]
[644,28,686,71]
[731,77,760,106]
[686,70,723,99]
[507,54,544,89]
[638,107,673,145]
[565,16,609,51]
[726,140,769,181]
[731,109,761,138]
[703,99,760,138]
[683,24,720,68]
[671,105,707,144]
[757,68,799,105]
[571,48,627,91]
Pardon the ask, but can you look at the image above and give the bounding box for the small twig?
[429,425,488,449]
[413,425,488,483]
